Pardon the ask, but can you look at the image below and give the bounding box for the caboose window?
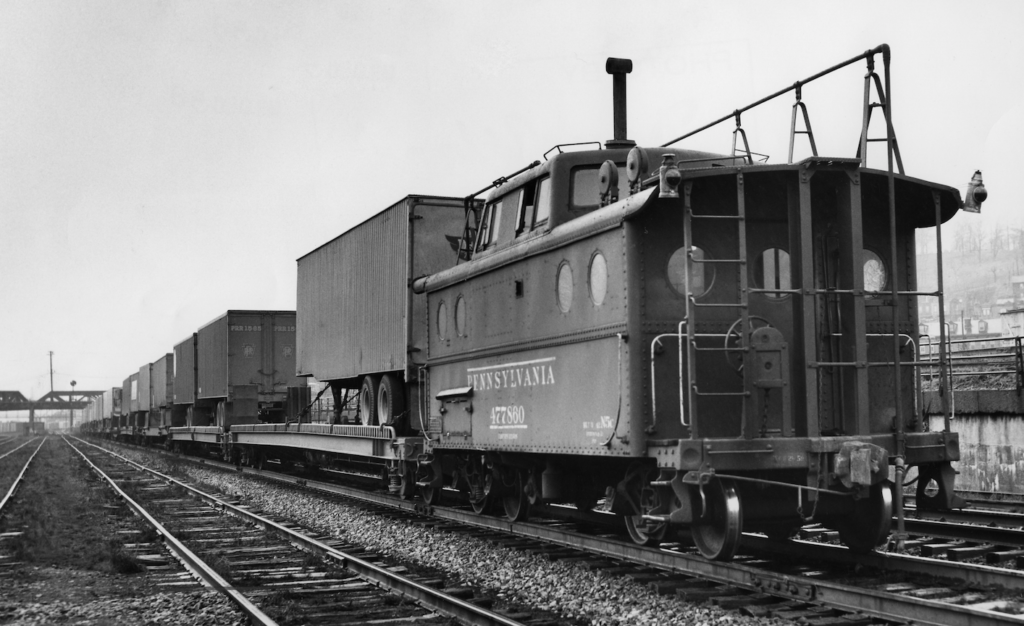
[476,189,523,252]
[589,252,608,305]
[437,300,448,340]
[668,246,714,298]
[570,165,629,216]
[474,203,496,252]
[534,177,552,228]
[756,248,791,299]
[516,179,538,237]
[863,250,887,296]
[455,296,467,337]
[557,262,574,313]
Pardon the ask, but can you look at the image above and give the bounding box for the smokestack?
[605,57,635,149]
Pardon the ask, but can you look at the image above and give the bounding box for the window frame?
[754,247,793,301]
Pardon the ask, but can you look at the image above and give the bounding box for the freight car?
[167,310,302,454]
[83,45,980,562]
[0,421,30,436]
[121,372,138,438]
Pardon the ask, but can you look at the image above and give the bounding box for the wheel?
[837,483,892,553]
[625,515,668,546]
[397,461,416,500]
[420,482,442,506]
[377,374,406,427]
[467,470,492,515]
[692,478,743,561]
[359,376,380,425]
[723,316,771,373]
[502,470,530,522]
[418,461,444,506]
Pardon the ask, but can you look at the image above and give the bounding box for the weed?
[202,551,235,582]
[108,542,143,574]
[300,551,323,570]
[261,590,302,607]
[137,524,160,544]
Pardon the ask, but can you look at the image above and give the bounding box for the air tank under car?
[413,46,977,560]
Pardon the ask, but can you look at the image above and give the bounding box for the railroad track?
[92,438,1024,626]
[0,436,39,463]
[0,437,46,518]
[68,437,547,626]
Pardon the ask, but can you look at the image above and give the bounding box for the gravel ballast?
[116,446,787,626]
[0,439,248,626]
[0,577,245,626]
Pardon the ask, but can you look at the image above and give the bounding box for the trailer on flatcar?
[168,310,302,456]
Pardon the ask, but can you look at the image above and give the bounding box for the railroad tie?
[946,544,999,561]
[919,541,962,557]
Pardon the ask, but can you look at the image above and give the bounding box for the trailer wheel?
[377,374,406,427]
[359,376,380,425]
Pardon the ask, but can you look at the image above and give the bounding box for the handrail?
[662,45,889,148]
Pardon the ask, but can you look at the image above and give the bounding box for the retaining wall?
[924,390,1024,494]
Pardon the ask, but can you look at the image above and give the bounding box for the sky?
[1,1,1022,402]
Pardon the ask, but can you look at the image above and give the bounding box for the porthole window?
[863,250,887,297]
[455,296,467,337]
[589,252,608,306]
[755,248,792,299]
[557,262,574,313]
[667,246,714,298]
[437,300,448,340]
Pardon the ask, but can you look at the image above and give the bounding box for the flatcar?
[84,45,982,561]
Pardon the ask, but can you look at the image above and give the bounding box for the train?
[81,45,984,561]
[0,421,45,436]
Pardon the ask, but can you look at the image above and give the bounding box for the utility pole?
[70,380,76,431]
[49,351,54,392]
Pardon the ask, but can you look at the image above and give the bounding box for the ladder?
[681,172,753,438]
[456,199,482,263]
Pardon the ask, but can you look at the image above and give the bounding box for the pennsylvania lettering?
[468,364,555,391]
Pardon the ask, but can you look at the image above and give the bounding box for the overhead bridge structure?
[0,390,104,429]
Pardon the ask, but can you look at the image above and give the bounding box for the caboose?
[414,46,977,559]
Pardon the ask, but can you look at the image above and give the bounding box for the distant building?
[1013,276,1024,303]
[1000,308,1024,337]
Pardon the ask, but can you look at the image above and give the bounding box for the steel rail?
[0,437,45,515]
[743,534,1024,592]
[901,517,1024,547]
[0,437,37,462]
[911,494,1024,513]
[73,437,526,626]
[62,436,279,626]
[905,505,1024,532]
[97,440,1023,625]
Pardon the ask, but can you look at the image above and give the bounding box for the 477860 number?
[490,405,525,426]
